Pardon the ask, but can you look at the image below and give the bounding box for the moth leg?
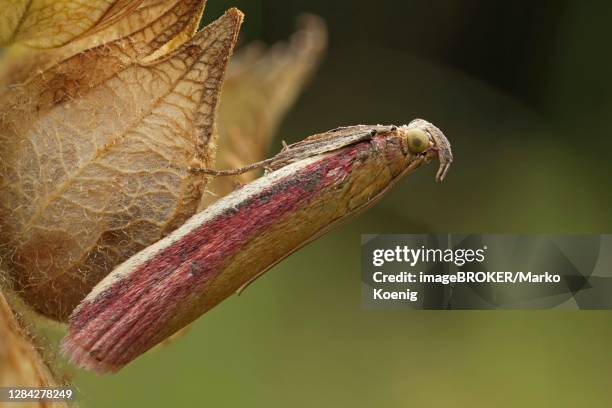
[281,140,290,151]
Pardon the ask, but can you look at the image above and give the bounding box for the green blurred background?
[73,1,612,406]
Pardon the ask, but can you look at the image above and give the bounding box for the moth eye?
[405,128,429,153]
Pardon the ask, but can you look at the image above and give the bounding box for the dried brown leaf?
[0,0,208,90]
[0,0,210,49]
[0,2,243,320]
[1,0,122,48]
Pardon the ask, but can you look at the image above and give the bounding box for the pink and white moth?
[61,119,452,373]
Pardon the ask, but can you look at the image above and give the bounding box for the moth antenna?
[189,157,275,176]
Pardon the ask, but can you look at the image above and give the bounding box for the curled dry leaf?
[0,290,67,407]
[1,0,140,48]
[202,15,328,209]
[0,1,208,86]
[0,1,243,320]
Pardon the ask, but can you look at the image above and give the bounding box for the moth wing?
[267,125,391,171]
[294,124,370,143]
[283,125,376,153]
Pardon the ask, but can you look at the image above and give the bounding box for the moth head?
[407,118,453,182]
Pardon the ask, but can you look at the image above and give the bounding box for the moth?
[62,119,452,373]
